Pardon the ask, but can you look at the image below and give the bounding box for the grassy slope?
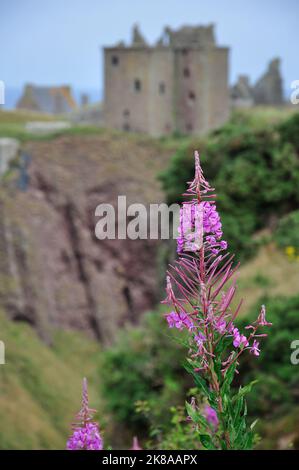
[0,110,59,124]
[0,310,103,449]
[1,105,296,143]
[0,109,102,142]
[237,242,299,314]
[0,108,183,145]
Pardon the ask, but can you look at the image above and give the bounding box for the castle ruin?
[104,25,230,136]
[253,58,283,106]
[231,58,284,108]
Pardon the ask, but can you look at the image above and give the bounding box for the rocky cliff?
[0,132,172,343]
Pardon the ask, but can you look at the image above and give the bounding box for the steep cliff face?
[0,133,172,343]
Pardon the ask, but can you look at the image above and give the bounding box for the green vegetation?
[2,290,296,449]
[274,210,299,253]
[0,109,107,141]
[1,106,299,449]
[238,295,299,418]
[0,310,103,449]
[159,111,299,260]
[0,110,58,124]
[100,294,299,449]
[101,310,189,434]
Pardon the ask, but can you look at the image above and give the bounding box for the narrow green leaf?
[199,434,216,450]
[185,402,208,429]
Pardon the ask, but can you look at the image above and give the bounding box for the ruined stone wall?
[253,58,284,105]
[104,26,230,136]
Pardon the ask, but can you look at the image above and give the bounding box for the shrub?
[101,292,299,447]
[239,294,299,417]
[274,210,299,256]
[159,112,299,260]
[100,311,189,434]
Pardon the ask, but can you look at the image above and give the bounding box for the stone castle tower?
[104,25,230,136]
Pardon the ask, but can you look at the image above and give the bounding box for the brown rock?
[0,133,172,343]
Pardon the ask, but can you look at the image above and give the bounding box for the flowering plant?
[67,378,103,450]
[163,151,272,450]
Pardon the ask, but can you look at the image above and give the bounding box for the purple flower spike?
[163,151,272,449]
[130,436,142,450]
[66,378,103,451]
[67,422,103,450]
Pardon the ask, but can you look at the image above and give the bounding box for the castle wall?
[148,48,175,136]
[174,49,200,134]
[104,48,151,133]
[104,28,230,137]
[174,48,227,135]
[206,47,230,131]
[104,47,175,136]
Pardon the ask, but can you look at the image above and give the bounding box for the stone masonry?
[103,25,230,137]
[231,58,284,108]
[253,58,284,105]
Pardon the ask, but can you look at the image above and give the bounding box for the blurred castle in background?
[104,24,230,136]
[17,84,76,114]
[231,58,284,108]
[14,25,285,134]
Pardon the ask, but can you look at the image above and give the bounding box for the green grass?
[0,109,108,142]
[1,106,296,144]
[0,122,107,142]
[230,106,297,130]
[0,310,103,449]
[0,110,58,124]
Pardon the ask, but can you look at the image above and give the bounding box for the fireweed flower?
[177,203,203,253]
[177,201,227,255]
[250,340,260,357]
[256,304,272,327]
[232,328,249,348]
[166,310,194,330]
[66,378,103,450]
[204,405,219,430]
[163,151,272,450]
[130,436,142,450]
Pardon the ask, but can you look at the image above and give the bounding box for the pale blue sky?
[1,0,298,95]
